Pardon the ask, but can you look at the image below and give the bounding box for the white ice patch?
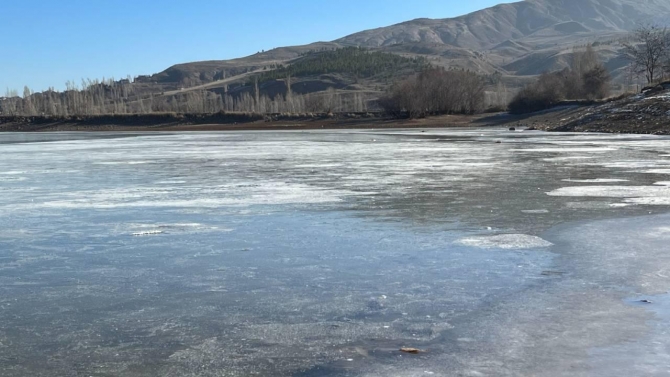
[512,148,617,153]
[94,161,153,165]
[604,161,670,169]
[562,179,629,183]
[646,169,670,174]
[455,234,553,250]
[521,209,550,214]
[549,185,670,206]
[565,201,618,209]
[0,171,27,175]
[542,156,597,162]
[126,223,230,234]
[548,186,670,198]
[155,180,187,185]
[563,178,628,183]
[0,176,26,182]
[14,181,365,211]
[625,197,670,206]
[132,230,164,236]
[646,227,670,238]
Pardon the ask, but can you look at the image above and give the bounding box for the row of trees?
[1,77,147,116]
[378,67,485,117]
[0,83,371,116]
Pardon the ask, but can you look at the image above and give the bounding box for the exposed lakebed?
[1,129,670,376]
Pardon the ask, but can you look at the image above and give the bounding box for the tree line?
[509,45,611,114]
[0,81,372,116]
[1,68,488,118]
[378,67,485,117]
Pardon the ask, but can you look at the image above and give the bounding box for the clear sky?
[1,0,515,92]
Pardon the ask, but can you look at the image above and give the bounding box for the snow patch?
[645,94,670,101]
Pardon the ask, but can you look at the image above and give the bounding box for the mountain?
[144,0,670,100]
[336,0,670,49]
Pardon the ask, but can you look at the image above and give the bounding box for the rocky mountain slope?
[145,0,670,99]
[337,0,670,49]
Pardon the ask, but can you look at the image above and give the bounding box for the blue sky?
[1,0,514,92]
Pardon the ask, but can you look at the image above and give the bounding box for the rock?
[509,127,516,131]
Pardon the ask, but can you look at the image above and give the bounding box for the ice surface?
[2,130,670,376]
[455,234,553,249]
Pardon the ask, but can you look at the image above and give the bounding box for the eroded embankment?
[505,85,670,135]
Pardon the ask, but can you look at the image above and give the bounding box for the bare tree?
[379,68,485,117]
[571,44,599,78]
[582,65,611,99]
[622,24,668,84]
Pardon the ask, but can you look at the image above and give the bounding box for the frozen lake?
[2,129,670,376]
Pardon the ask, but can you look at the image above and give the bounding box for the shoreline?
[0,113,511,132]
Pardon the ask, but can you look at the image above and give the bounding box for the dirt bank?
[497,86,670,135]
